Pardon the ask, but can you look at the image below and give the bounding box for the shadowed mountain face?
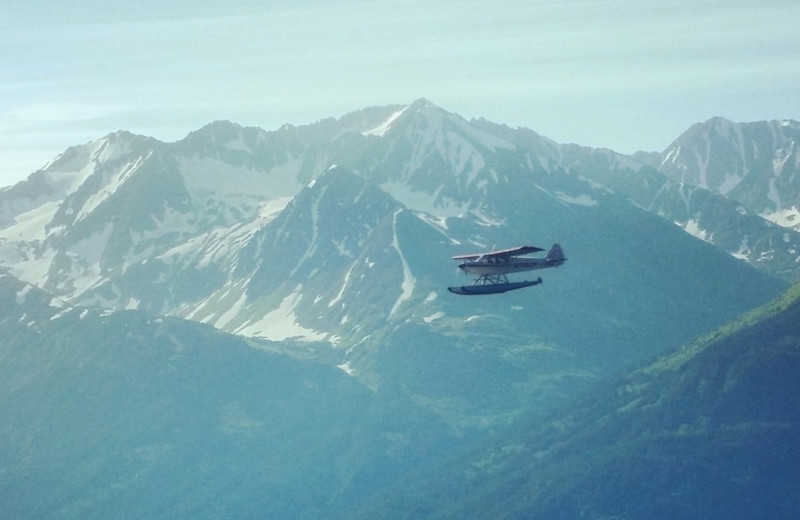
[0,273,459,519]
[3,275,797,519]
[348,283,800,520]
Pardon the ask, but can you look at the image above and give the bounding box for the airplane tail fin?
[546,243,566,264]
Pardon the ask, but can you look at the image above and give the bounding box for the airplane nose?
[458,262,467,271]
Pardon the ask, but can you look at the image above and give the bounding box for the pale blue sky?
[2,0,798,186]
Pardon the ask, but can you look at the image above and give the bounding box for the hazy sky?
[2,0,798,187]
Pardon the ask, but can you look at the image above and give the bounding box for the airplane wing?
[452,245,544,260]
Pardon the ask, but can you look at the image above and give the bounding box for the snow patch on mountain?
[0,200,59,241]
[680,219,711,242]
[472,210,505,228]
[415,212,450,232]
[555,192,598,207]
[214,290,248,329]
[337,361,355,376]
[329,261,356,308]
[423,311,445,323]
[363,106,408,137]
[2,248,55,288]
[235,285,327,342]
[76,152,151,223]
[390,209,415,317]
[762,206,800,231]
[93,132,138,164]
[661,145,680,167]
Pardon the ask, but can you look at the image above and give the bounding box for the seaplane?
[448,243,566,295]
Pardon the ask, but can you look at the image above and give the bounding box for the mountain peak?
[180,120,245,145]
[408,97,436,109]
[659,116,800,219]
[342,99,446,138]
[197,119,243,132]
[403,97,451,120]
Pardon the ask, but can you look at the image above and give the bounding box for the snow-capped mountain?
[657,117,800,230]
[554,141,800,281]
[2,100,798,519]
[0,100,790,425]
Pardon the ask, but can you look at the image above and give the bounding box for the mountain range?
[1,99,798,518]
[656,116,800,230]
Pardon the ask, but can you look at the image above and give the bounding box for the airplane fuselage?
[458,256,565,276]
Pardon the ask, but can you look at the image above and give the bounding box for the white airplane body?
[449,243,566,295]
